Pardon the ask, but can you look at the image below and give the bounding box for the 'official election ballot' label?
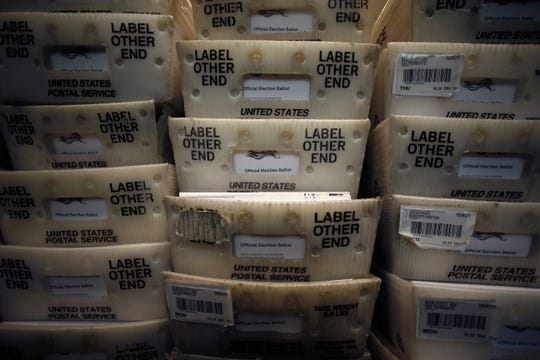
[452,78,517,105]
[233,235,306,260]
[177,40,379,119]
[250,9,313,34]
[458,154,526,180]
[235,313,303,334]
[495,325,540,349]
[480,2,540,23]
[0,12,173,104]
[190,0,386,42]
[169,117,370,197]
[0,101,161,170]
[48,276,108,297]
[462,233,533,258]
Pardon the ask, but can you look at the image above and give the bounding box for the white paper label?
[243,76,310,101]
[452,78,516,104]
[165,281,234,326]
[495,326,540,349]
[393,53,464,97]
[234,235,306,260]
[417,299,495,342]
[399,206,477,250]
[235,313,303,334]
[52,133,101,155]
[250,9,314,34]
[481,3,540,23]
[45,46,108,72]
[49,198,108,220]
[233,150,300,176]
[46,354,107,360]
[462,233,533,257]
[48,276,108,297]
[458,154,525,180]
[180,192,351,201]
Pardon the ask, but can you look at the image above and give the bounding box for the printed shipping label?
[495,325,540,349]
[417,298,495,342]
[48,276,108,297]
[52,134,102,155]
[393,53,464,97]
[462,233,533,257]
[49,198,108,221]
[458,155,525,180]
[233,151,300,175]
[452,78,517,104]
[399,206,477,250]
[234,235,306,260]
[243,76,311,101]
[250,9,314,34]
[165,281,234,326]
[480,2,540,23]
[235,313,304,334]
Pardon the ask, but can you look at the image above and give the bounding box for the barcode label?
[399,206,476,250]
[410,221,463,238]
[393,53,464,97]
[176,297,224,315]
[426,312,487,330]
[403,68,452,83]
[418,299,494,342]
[165,281,234,326]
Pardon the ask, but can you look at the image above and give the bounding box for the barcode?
[427,312,487,330]
[176,297,224,315]
[403,68,452,83]
[411,221,463,238]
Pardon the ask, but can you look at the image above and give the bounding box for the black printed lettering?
[0,258,32,290]
[109,181,153,216]
[0,185,35,220]
[193,49,234,87]
[318,51,359,89]
[110,22,155,60]
[182,126,221,161]
[436,0,465,10]
[304,127,346,164]
[0,20,34,59]
[408,130,454,169]
[108,257,152,290]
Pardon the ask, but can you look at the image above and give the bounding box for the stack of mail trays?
[165,1,387,359]
[0,1,195,358]
[364,1,540,359]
